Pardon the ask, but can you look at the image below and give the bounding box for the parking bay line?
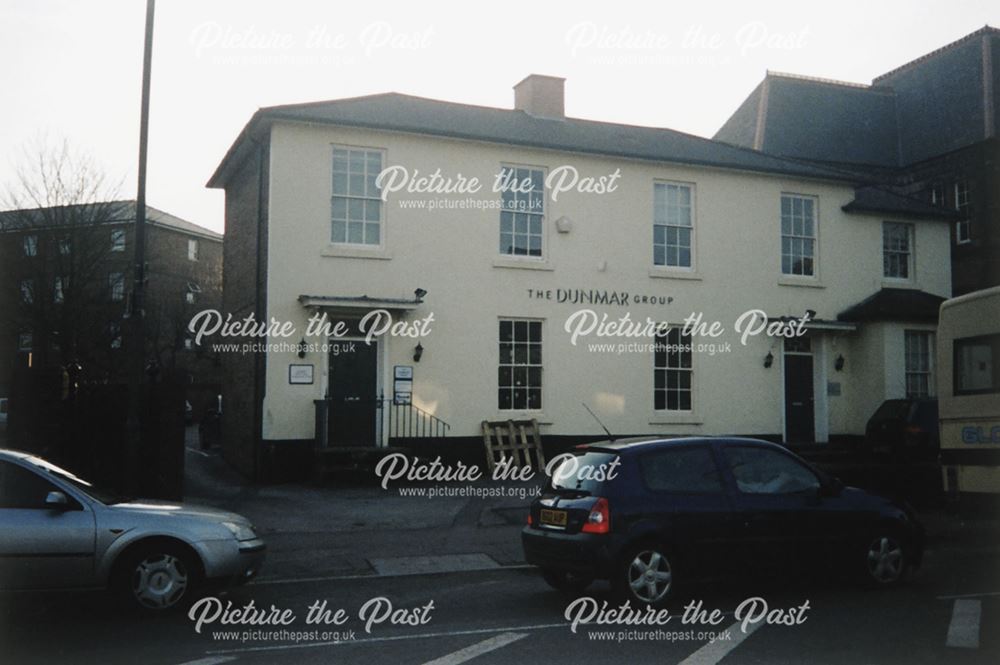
[206,623,564,656]
[421,632,528,665]
[937,590,1000,600]
[945,599,981,649]
[677,621,764,665]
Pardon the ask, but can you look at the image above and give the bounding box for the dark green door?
[328,341,378,446]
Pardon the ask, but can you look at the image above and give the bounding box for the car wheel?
[615,544,674,606]
[115,544,198,611]
[863,533,907,587]
[540,568,594,594]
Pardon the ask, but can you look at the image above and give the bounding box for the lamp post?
[125,0,156,495]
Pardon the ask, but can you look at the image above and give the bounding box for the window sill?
[321,244,393,260]
[493,257,554,272]
[649,413,702,426]
[648,267,702,281]
[490,413,550,424]
[881,279,917,289]
[777,277,824,289]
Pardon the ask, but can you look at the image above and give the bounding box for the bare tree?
[1,138,126,379]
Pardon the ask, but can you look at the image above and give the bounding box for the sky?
[2,0,998,234]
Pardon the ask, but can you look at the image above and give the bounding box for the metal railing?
[378,392,451,439]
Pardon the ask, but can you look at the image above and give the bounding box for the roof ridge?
[261,92,849,181]
[874,25,999,83]
[766,70,889,91]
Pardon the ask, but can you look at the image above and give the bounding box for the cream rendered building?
[208,75,955,480]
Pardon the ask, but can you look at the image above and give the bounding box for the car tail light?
[904,425,923,434]
[527,513,533,526]
[582,497,610,534]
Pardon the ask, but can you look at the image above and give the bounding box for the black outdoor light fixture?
[763,352,774,369]
[413,342,424,362]
[297,337,307,358]
[835,354,845,372]
[414,287,427,301]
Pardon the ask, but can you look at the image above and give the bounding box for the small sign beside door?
[289,364,314,385]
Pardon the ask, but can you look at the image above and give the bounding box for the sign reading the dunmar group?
[526,288,673,307]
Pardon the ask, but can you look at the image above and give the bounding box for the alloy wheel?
[131,553,189,609]
[627,549,672,604]
[866,535,904,584]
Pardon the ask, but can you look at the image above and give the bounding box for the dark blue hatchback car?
[522,437,923,606]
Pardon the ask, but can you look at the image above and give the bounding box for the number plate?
[539,508,568,528]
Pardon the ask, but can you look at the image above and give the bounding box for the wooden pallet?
[481,419,546,473]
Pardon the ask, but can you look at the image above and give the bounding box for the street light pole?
[125,0,155,494]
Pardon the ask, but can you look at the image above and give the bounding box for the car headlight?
[222,521,257,541]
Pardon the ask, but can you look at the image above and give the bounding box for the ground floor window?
[654,328,693,411]
[498,319,542,410]
[904,330,933,398]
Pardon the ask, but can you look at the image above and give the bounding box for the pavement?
[182,428,536,581]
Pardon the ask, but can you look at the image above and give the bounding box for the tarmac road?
[2,537,998,665]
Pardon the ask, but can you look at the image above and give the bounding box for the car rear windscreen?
[548,451,620,494]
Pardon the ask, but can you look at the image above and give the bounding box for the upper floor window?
[109,272,125,302]
[110,322,122,349]
[930,183,945,206]
[185,282,201,305]
[954,181,970,244]
[22,235,38,257]
[904,330,933,398]
[882,222,913,280]
[499,166,544,257]
[20,279,33,304]
[331,147,382,246]
[111,228,126,252]
[498,319,542,410]
[58,237,71,255]
[54,277,66,304]
[653,182,693,268]
[654,328,693,411]
[187,238,199,261]
[780,194,816,277]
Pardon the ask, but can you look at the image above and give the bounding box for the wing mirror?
[820,476,844,497]
[45,491,70,510]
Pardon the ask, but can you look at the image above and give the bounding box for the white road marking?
[937,590,1000,600]
[945,599,981,649]
[173,657,236,665]
[250,564,536,585]
[677,620,764,665]
[421,632,528,665]
[207,623,564,655]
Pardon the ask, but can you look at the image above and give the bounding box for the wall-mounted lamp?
[413,342,424,363]
[763,351,774,369]
[297,337,307,359]
[414,288,427,301]
[835,354,845,372]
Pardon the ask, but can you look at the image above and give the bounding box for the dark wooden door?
[784,354,815,443]
[328,342,378,446]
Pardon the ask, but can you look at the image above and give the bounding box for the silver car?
[0,449,265,611]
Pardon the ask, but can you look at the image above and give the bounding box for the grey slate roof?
[837,288,946,323]
[0,200,222,240]
[714,27,1000,169]
[842,186,962,221]
[208,93,852,189]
